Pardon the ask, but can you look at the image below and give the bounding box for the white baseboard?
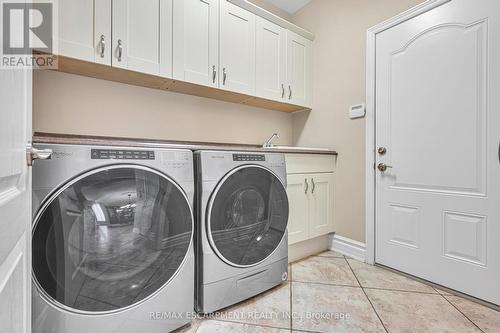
[330,234,366,262]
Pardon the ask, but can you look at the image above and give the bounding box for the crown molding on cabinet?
[229,0,315,40]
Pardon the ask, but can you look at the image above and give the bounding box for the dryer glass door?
[32,166,193,313]
[208,166,289,267]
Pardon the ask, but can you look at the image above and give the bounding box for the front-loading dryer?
[194,150,289,314]
[32,143,195,333]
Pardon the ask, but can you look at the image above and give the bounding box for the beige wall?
[33,70,292,145]
[292,0,424,243]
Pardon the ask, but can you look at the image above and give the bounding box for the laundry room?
[0,0,499,332]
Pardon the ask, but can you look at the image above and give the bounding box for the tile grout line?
[292,280,362,288]
[436,289,485,333]
[345,257,390,333]
[362,286,440,296]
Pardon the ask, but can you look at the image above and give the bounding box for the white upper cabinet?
[286,31,313,107]
[112,0,172,77]
[57,0,111,65]
[173,0,219,87]
[56,0,314,109]
[219,1,256,95]
[255,17,287,102]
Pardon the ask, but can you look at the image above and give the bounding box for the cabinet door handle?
[99,35,105,58]
[212,65,217,83]
[304,178,309,194]
[311,178,315,194]
[288,85,292,100]
[117,39,123,62]
[223,68,227,85]
[281,84,285,98]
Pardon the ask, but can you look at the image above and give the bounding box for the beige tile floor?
[175,251,499,333]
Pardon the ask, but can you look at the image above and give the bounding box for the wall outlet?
[349,104,365,119]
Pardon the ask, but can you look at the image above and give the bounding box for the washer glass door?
[32,166,193,313]
[208,166,289,267]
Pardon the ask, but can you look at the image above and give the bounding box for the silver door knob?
[377,163,393,172]
[378,147,387,155]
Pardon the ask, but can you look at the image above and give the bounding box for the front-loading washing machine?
[194,150,289,313]
[32,143,195,333]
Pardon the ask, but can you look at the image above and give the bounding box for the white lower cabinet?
[308,173,334,238]
[287,174,311,244]
[286,155,335,245]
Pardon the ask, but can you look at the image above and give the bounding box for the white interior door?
[173,0,219,87]
[112,0,172,77]
[375,0,500,305]
[219,1,256,95]
[57,0,111,65]
[0,48,32,333]
[256,16,286,102]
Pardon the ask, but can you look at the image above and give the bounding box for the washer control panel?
[233,154,266,162]
[91,149,155,160]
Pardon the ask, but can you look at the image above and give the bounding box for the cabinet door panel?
[287,174,309,244]
[220,1,256,95]
[309,173,334,238]
[286,31,312,107]
[57,0,111,65]
[173,0,219,86]
[113,0,172,77]
[256,17,286,102]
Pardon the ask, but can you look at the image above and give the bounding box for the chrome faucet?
[263,133,280,148]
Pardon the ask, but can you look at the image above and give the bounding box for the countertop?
[33,133,338,156]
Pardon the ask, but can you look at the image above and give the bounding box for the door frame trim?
[364,0,452,265]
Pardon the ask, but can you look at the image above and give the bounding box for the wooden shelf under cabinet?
[46,55,310,113]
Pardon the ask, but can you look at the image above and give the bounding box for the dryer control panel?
[233,154,266,162]
[91,149,155,160]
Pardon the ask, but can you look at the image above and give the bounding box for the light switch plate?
[350,104,365,119]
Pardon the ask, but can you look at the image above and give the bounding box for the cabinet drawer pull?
[99,35,105,58]
[281,84,285,98]
[288,85,292,100]
[117,39,123,62]
[223,68,227,85]
[311,178,315,194]
[212,65,217,83]
[304,178,309,194]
